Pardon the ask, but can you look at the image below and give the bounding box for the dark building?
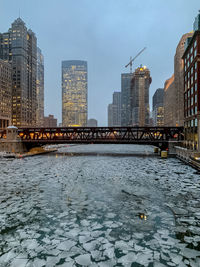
[183,13,200,150]
[121,73,132,126]
[44,114,57,127]
[0,18,37,127]
[107,92,121,127]
[152,88,164,126]
[62,60,87,127]
[131,66,151,126]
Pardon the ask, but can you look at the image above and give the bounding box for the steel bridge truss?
[13,127,183,146]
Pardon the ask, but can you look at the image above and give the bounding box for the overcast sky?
[1,0,200,125]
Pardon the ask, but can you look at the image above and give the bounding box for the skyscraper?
[36,47,44,126]
[131,66,151,126]
[62,60,87,126]
[152,88,164,126]
[0,18,37,127]
[174,33,193,126]
[121,73,132,126]
[0,59,12,128]
[163,32,193,127]
[164,75,175,126]
[183,12,200,150]
[107,92,121,127]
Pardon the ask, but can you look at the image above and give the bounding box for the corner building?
[0,18,37,127]
[62,60,87,126]
[131,66,151,126]
[183,29,200,149]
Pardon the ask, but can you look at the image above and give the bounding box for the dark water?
[0,144,200,267]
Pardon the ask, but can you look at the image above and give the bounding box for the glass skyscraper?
[62,60,88,127]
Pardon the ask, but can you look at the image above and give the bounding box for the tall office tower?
[164,75,175,126]
[0,18,37,127]
[121,73,132,126]
[107,91,121,127]
[62,60,87,126]
[183,12,200,150]
[107,104,113,127]
[0,60,12,128]
[163,33,193,127]
[174,32,193,126]
[131,66,151,126]
[152,88,164,126]
[36,47,44,126]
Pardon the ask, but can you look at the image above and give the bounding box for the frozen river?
[0,144,200,267]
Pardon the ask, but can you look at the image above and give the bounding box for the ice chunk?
[181,248,200,259]
[10,258,28,267]
[83,240,97,251]
[57,240,76,251]
[75,254,91,266]
[118,252,137,263]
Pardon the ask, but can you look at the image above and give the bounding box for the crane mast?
[125,47,147,73]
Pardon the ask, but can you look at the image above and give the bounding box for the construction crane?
[125,47,147,73]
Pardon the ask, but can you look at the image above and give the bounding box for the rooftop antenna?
[19,9,21,18]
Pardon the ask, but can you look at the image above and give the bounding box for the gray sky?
[1,0,199,126]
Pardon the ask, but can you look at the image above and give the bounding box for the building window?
[195,106,197,114]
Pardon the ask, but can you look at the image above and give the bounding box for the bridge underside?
[15,126,183,151]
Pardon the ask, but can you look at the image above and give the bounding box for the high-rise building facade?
[152,88,164,126]
[164,75,175,126]
[174,33,193,126]
[62,60,87,126]
[36,47,44,126]
[183,13,200,150]
[121,73,132,126]
[0,60,12,128]
[131,66,151,126]
[0,18,37,127]
[163,33,193,127]
[107,92,121,127]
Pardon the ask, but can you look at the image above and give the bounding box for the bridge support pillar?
[168,141,183,156]
[0,126,27,153]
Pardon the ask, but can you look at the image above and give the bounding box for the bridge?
[0,126,184,150]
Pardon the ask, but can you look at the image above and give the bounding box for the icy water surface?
[0,144,200,267]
